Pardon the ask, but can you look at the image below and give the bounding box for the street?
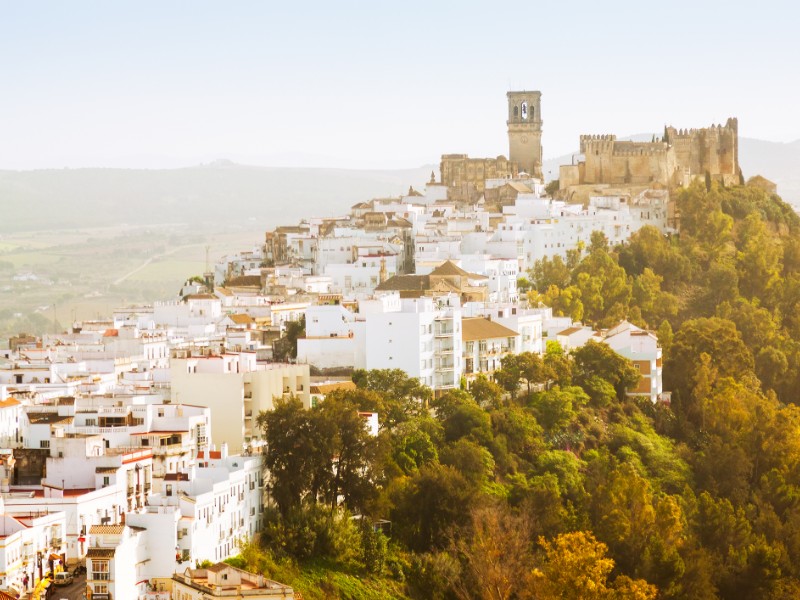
[44,573,85,600]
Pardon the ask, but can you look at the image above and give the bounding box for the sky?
[1,1,798,170]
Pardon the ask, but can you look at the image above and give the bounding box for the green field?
[0,224,264,342]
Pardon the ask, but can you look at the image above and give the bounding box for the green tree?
[391,464,475,552]
[531,255,571,291]
[258,397,318,515]
[573,340,640,402]
[272,315,305,361]
[665,317,754,408]
[351,368,431,427]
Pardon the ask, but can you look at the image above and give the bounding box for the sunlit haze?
[2,0,798,169]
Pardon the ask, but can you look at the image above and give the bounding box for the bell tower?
[507,90,543,178]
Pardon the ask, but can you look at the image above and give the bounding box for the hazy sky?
[1,1,798,170]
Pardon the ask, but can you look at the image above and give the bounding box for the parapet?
[580,134,617,153]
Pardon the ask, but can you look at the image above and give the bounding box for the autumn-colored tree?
[531,531,657,600]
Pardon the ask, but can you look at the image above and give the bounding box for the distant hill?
[543,136,800,207]
[1,136,796,234]
[0,164,433,234]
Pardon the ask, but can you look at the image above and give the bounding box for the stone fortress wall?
[561,118,741,191]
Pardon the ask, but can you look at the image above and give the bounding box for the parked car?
[53,571,73,586]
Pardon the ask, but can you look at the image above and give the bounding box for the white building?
[170,354,310,452]
[0,499,66,597]
[362,293,462,392]
[171,563,295,599]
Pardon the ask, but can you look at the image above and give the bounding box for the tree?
[531,531,657,600]
[447,505,536,600]
[391,464,475,552]
[530,284,585,322]
[544,341,573,387]
[494,354,523,396]
[572,340,640,402]
[389,417,440,475]
[469,374,505,409]
[351,368,431,428]
[272,315,305,362]
[531,255,571,291]
[316,396,377,512]
[258,397,318,515]
[572,241,632,326]
[665,317,755,407]
[530,386,587,433]
[517,352,553,396]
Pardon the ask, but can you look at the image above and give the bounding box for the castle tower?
[507,90,543,178]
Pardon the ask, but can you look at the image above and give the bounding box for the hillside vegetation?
[230,182,800,599]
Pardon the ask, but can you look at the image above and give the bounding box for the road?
[45,573,85,600]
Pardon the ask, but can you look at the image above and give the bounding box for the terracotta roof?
[375,274,430,292]
[86,547,116,558]
[0,398,21,408]
[430,260,488,280]
[207,562,230,573]
[461,317,519,342]
[103,329,119,337]
[215,287,233,296]
[226,276,261,288]
[310,381,357,394]
[557,326,586,337]
[27,414,73,425]
[89,525,125,535]
[227,314,254,325]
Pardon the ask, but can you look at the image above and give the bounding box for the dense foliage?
[239,182,800,599]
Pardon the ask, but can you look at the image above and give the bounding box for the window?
[40,440,50,449]
[102,476,110,487]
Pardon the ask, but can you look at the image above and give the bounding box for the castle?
[560,118,742,191]
[440,92,742,202]
[440,91,543,201]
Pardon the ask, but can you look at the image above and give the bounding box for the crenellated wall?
[562,118,741,190]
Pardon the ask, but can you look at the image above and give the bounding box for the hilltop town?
[0,91,791,599]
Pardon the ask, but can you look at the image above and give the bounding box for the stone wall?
[12,448,48,485]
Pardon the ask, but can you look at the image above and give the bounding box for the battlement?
[563,116,740,192]
[580,134,617,153]
[665,117,738,141]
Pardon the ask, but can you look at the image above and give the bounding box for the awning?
[49,553,61,560]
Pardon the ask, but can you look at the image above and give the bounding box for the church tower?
[507,91,543,178]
